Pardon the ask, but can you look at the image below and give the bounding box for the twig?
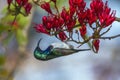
[12,15,17,25]
[75,30,80,42]
[115,17,120,22]
[54,3,59,14]
[32,0,41,6]
[77,37,92,48]
[100,34,120,40]
[100,25,112,36]
[67,39,81,44]
[32,0,47,6]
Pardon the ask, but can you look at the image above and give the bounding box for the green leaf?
[3,32,13,46]
[0,55,6,66]
[0,68,14,80]
[16,29,27,46]
[17,14,29,29]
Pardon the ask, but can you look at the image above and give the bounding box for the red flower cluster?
[61,8,76,31]
[7,0,32,15]
[34,24,49,34]
[40,2,52,14]
[34,0,116,52]
[93,39,100,53]
[7,0,12,5]
[79,25,86,37]
[90,0,116,27]
[58,32,67,41]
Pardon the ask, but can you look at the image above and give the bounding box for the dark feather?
[52,48,91,56]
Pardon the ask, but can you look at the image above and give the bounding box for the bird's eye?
[50,46,53,49]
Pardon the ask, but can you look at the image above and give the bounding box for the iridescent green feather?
[34,50,47,59]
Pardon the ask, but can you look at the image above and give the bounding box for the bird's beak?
[36,38,43,50]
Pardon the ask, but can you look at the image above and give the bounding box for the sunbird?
[34,39,90,61]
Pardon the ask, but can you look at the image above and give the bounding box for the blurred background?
[0,0,120,80]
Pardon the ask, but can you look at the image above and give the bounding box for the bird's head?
[46,45,54,51]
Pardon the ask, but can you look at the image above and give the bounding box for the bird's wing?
[52,48,90,56]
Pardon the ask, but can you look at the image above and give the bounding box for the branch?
[100,25,112,36]
[115,17,120,22]
[32,0,41,6]
[68,39,81,43]
[12,15,17,25]
[100,34,120,40]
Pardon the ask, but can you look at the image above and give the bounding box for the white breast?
[51,42,71,49]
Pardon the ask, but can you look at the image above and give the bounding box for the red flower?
[90,0,116,27]
[69,0,84,7]
[61,8,70,22]
[53,17,64,29]
[16,0,28,6]
[78,11,87,25]
[42,16,53,29]
[16,0,21,5]
[24,3,32,14]
[7,0,12,5]
[58,17,64,27]
[58,32,67,41]
[15,0,32,15]
[87,9,97,25]
[61,7,76,31]
[66,19,76,31]
[42,16,47,25]
[69,6,76,17]
[93,39,100,53]
[90,0,104,16]
[42,16,64,31]
[99,5,116,27]
[78,0,86,12]
[40,2,52,14]
[79,25,86,37]
[69,0,86,12]
[34,24,49,35]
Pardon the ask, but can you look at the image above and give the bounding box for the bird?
[34,39,91,61]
